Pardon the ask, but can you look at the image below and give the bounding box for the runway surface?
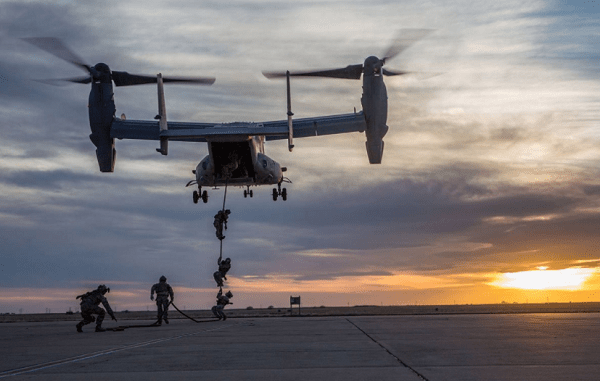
[1,313,600,380]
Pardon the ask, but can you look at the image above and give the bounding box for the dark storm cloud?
[1,163,588,286]
[2,0,600,311]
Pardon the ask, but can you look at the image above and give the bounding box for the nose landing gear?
[272,182,287,201]
[243,186,254,198]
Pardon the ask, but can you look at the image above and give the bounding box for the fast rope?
[222,178,228,213]
[219,178,228,260]
[106,302,218,331]
[170,301,218,323]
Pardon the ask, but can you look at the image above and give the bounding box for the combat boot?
[164,317,169,324]
[76,323,83,333]
[222,315,227,321]
[95,325,106,332]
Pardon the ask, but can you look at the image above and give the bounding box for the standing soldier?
[213,209,231,240]
[213,257,232,287]
[211,287,233,320]
[151,276,174,325]
[75,284,116,332]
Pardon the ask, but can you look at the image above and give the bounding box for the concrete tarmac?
[1,313,600,380]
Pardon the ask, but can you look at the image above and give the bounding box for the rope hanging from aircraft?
[215,179,229,260]
[220,179,228,260]
[212,178,233,292]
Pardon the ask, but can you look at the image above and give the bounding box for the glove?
[151,296,154,301]
[111,315,117,322]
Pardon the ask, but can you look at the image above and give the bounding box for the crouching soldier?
[75,284,116,332]
[213,257,232,287]
[211,287,233,320]
[151,276,174,325]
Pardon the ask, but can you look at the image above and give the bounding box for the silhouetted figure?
[213,209,231,240]
[211,287,233,320]
[76,285,116,332]
[151,275,174,325]
[213,257,232,287]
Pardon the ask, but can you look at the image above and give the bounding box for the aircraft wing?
[263,111,366,140]
[110,111,366,142]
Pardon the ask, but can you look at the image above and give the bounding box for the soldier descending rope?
[210,182,235,319]
[76,285,117,332]
[213,256,232,287]
[212,287,233,320]
[213,209,231,240]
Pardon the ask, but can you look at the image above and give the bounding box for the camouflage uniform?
[213,257,231,287]
[213,210,231,240]
[76,285,115,332]
[211,288,233,320]
[151,276,174,325]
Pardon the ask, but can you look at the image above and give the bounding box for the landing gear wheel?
[244,190,248,198]
[249,190,253,197]
[272,188,278,201]
[193,191,199,204]
[281,188,287,201]
[201,190,208,203]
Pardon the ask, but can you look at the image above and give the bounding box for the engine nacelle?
[95,142,116,173]
[366,139,385,165]
[88,78,117,172]
[361,56,389,165]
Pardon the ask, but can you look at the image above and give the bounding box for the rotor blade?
[382,68,409,76]
[263,64,363,80]
[382,29,433,62]
[34,76,92,86]
[111,71,215,87]
[22,37,91,73]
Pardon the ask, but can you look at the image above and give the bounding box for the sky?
[1,0,600,313]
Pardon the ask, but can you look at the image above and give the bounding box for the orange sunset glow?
[3,1,600,316]
[491,267,597,291]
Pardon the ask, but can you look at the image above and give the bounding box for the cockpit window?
[262,159,268,169]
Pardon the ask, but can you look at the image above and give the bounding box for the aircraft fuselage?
[195,135,283,187]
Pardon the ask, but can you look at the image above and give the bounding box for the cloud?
[1,0,600,312]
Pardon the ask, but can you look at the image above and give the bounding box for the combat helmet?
[225,291,233,298]
[160,275,167,282]
[97,284,110,294]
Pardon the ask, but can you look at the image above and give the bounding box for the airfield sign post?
[290,296,301,316]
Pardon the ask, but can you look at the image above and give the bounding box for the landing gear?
[193,188,208,204]
[243,187,254,198]
[272,182,287,201]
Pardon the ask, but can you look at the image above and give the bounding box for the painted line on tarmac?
[0,324,231,378]
[346,318,429,381]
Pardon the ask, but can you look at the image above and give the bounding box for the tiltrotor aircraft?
[25,31,428,203]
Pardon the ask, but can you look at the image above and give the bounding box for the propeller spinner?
[23,37,215,86]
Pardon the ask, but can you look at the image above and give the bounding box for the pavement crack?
[346,318,429,381]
